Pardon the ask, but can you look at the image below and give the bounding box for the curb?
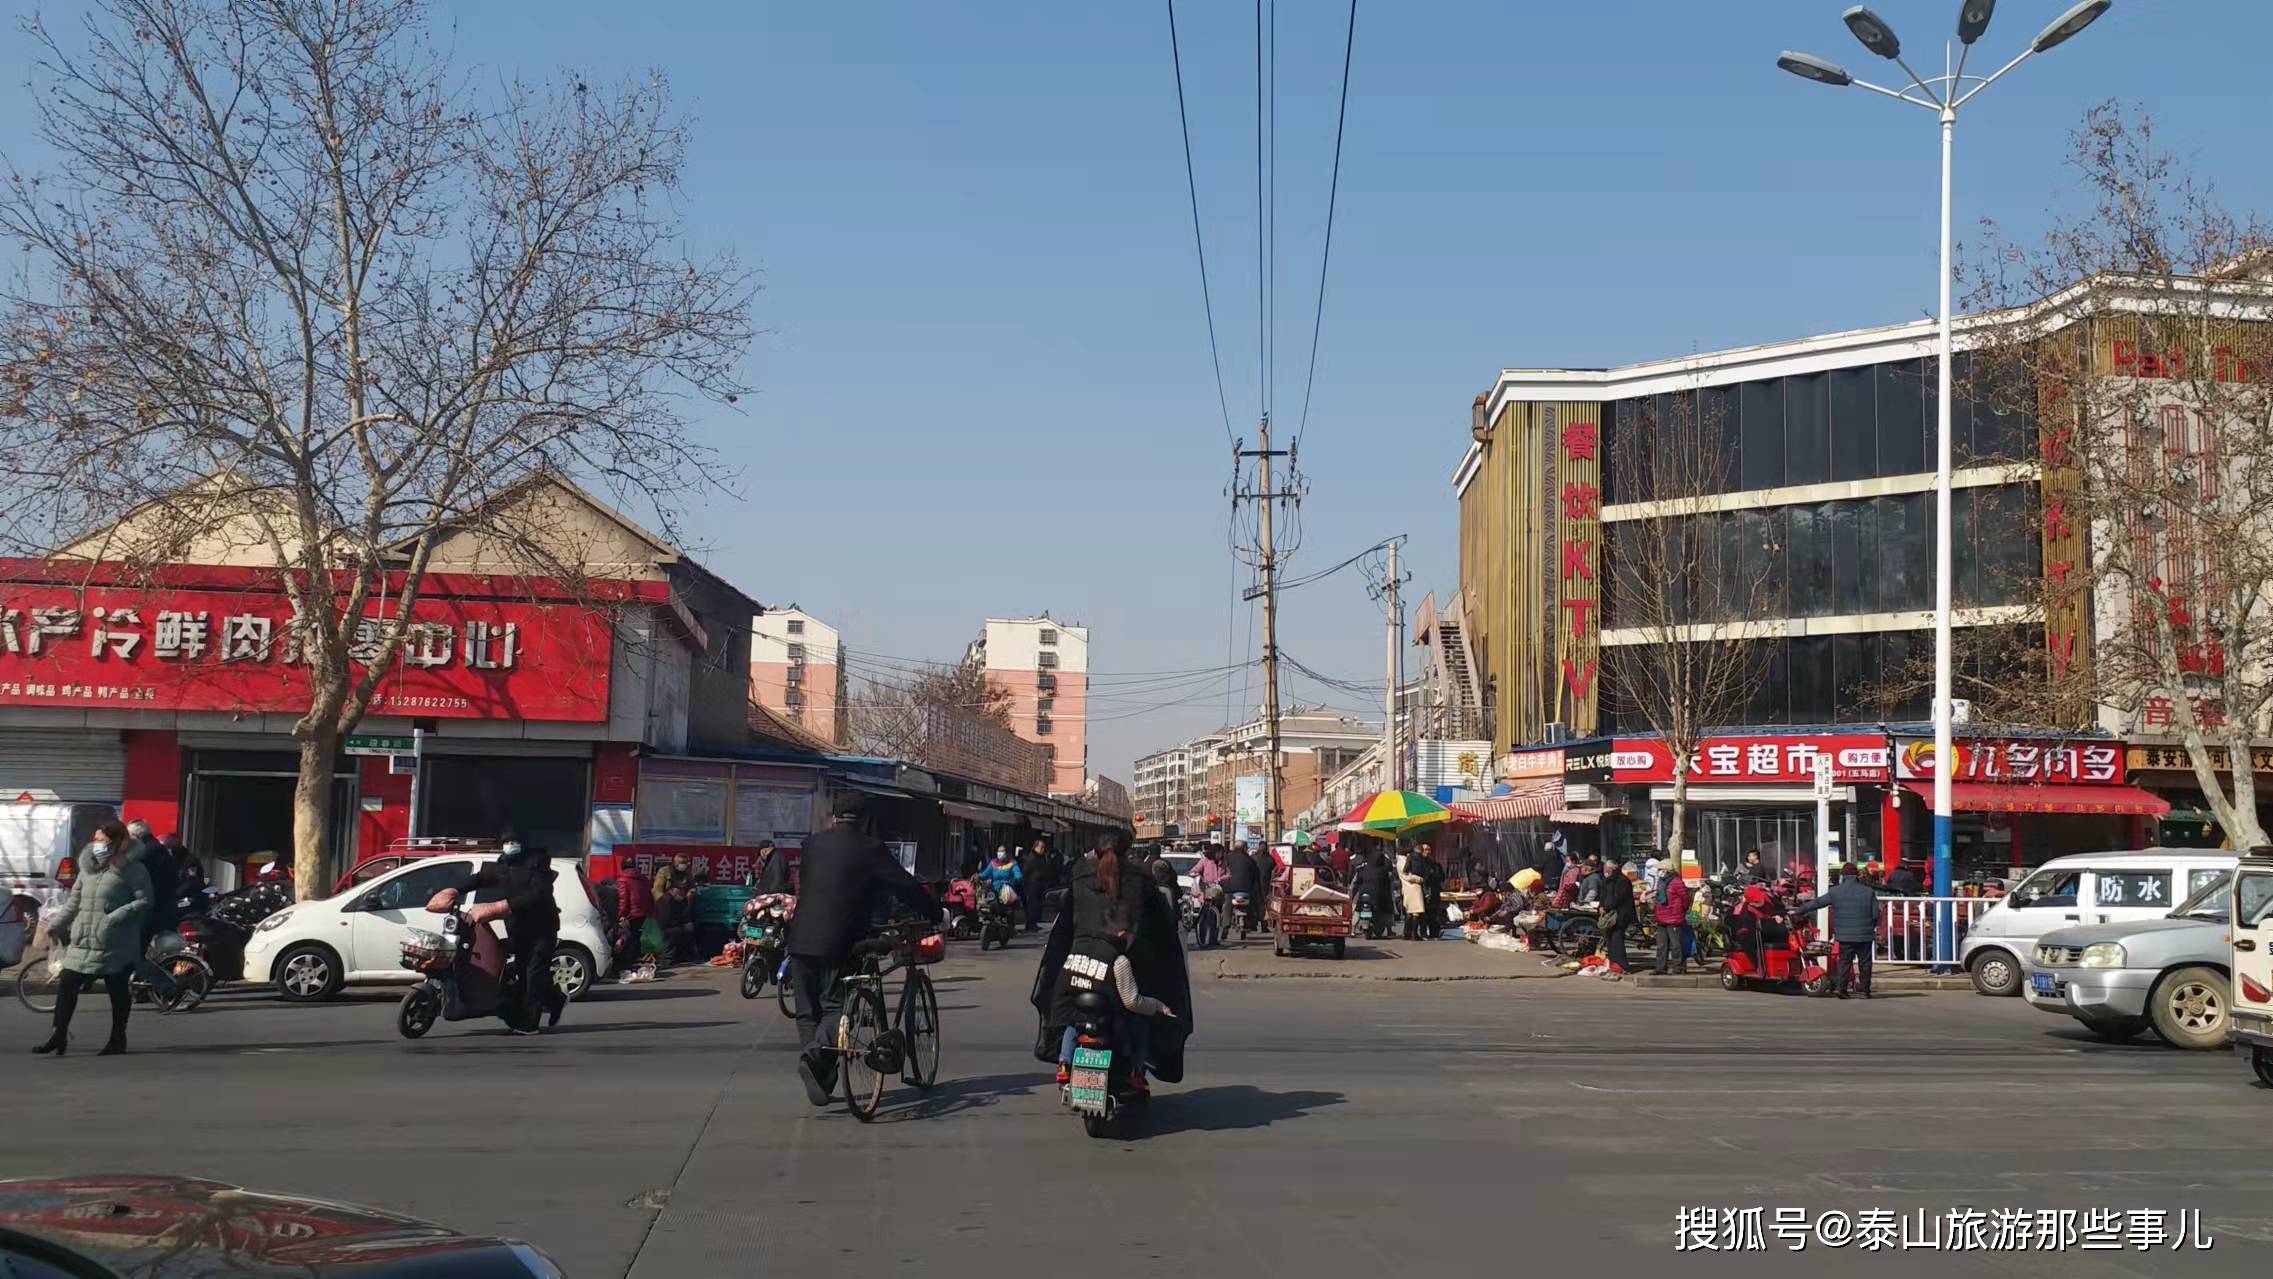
[1210,969,1572,982]
[1626,972,1975,991]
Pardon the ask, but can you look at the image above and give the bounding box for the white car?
[1959,849,2236,997]
[242,854,613,1003]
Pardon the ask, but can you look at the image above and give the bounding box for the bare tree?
[1603,392,1785,858]
[1958,102,2273,847]
[0,0,753,893]
[847,659,1014,764]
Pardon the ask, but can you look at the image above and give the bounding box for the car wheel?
[550,946,594,1002]
[274,944,342,1003]
[1969,948,2022,997]
[2148,966,2229,1050]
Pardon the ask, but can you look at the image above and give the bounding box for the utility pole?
[1236,418,1291,841]
[1382,539,1401,792]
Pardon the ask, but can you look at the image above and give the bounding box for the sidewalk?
[1627,969,1973,991]
[1197,935,1569,982]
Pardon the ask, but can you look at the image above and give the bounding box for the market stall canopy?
[1452,778,1559,823]
[1550,806,1619,825]
[1900,781,2171,816]
[1337,789,1452,835]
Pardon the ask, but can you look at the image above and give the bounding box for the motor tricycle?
[1718,884,1832,995]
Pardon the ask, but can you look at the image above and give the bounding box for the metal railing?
[1872,896,1994,967]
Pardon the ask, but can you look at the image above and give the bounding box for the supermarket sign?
[1894,737,2123,784]
[1611,735,1890,785]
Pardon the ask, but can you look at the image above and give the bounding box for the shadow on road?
[877,1072,1043,1122]
[581,984,718,1003]
[1145,1085,1345,1134]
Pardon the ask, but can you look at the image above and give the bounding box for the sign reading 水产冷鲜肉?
[0,585,613,723]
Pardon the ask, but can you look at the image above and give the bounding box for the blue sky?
[6,2,2267,780]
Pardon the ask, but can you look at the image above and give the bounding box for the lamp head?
[2032,0,2111,53]
[1776,51,1854,87]
[1956,0,1996,45]
[1842,6,1902,59]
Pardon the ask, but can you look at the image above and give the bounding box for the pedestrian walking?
[1019,838,1052,931]
[124,819,179,949]
[1413,844,1448,939]
[1651,858,1691,976]
[1787,863,1883,998]
[32,822,150,1057]
[1597,861,1639,973]
[787,793,939,1105]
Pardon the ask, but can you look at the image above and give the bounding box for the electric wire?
[1292,0,1357,452]
[1164,0,1236,447]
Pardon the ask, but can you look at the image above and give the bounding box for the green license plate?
[1070,1068,1110,1111]
[1072,1046,1113,1070]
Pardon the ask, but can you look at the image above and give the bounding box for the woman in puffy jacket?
[33,822,151,1057]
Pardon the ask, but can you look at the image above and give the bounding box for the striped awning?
[1453,779,1561,822]
[1550,807,1620,825]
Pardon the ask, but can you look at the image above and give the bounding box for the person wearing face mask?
[443,834,564,1035]
[33,822,152,1056]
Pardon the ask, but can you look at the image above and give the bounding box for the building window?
[1040,629,1057,646]
[1037,717,1053,735]
[786,619,805,636]
[787,643,805,664]
[1037,672,1057,691]
[1037,651,1058,669]
[1037,696,1054,715]
[785,665,803,685]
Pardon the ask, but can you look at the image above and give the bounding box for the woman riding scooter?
[1031,832,1191,1095]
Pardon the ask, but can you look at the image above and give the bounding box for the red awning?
[1454,779,1561,822]
[1901,781,2171,816]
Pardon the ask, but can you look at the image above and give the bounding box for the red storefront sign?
[0,584,612,722]
[1610,735,1890,784]
[1894,737,2122,784]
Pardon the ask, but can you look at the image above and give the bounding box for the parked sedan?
[2020,870,2237,1049]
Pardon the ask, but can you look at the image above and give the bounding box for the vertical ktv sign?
[1556,404,1602,732]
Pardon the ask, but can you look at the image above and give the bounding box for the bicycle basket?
[914,933,945,966]
[399,928,454,975]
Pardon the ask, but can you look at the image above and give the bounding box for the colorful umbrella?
[1336,789,1452,835]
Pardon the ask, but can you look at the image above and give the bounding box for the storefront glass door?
[1693,808,1816,880]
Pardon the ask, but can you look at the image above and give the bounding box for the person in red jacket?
[1651,858,1692,976]
[614,859,655,971]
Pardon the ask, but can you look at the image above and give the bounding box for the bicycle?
[824,921,944,1122]
[16,933,214,1016]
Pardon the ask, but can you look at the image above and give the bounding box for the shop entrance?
[184,749,358,882]
[419,755,589,857]
[1692,808,1816,879]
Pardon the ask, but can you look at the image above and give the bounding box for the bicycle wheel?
[837,982,889,1122]
[155,953,214,1013]
[777,958,797,1019]
[898,969,941,1091]
[15,957,62,1016]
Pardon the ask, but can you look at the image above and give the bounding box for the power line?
[1164,0,1235,446]
[1253,0,1267,426]
[1293,0,1357,451]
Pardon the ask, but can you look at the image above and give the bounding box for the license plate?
[2031,972,2056,996]
[1072,1046,1113,1070]
[1069,1068,1110,1112]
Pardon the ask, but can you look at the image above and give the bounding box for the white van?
[240,852,614,1003]
[1962,849,2237,997]
[0,799,120,908]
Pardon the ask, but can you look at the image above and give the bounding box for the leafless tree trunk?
[1604,391,1785,859]
[1960,102,2273,848]
[0,0,752,894]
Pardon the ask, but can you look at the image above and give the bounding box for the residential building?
[969,616,1088,796]
[752,607,847,746]
[1131,745,1194,838]
[1199,708,1377,835]
[1084,774,1133,821]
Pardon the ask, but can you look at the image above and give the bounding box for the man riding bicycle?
[787,792,941,1106]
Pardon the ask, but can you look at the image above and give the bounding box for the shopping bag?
[640,917,666,959]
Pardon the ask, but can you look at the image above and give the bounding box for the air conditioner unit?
[1543,721,1572,744]
[1951,699,1973,726]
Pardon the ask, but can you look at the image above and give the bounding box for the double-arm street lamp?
[1776,1,2111,947]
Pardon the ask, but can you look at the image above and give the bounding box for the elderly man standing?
[1787,864,1883,999]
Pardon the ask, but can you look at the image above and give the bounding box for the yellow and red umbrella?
[1336,789,1452,835]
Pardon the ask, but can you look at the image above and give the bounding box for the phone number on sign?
[1675,1207,2213,1253]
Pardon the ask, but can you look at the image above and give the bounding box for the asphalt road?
[4,937,2269,1277]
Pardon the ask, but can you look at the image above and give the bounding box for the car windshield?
[2168,869,2233,920]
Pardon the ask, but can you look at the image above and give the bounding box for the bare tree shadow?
[1143,1085,1345,1134]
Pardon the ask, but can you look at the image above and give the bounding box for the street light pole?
[1776,2,2112,958]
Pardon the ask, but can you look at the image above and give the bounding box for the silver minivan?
[1961,849,2237,996]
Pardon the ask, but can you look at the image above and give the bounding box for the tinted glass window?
[1877,493,1927,611]
[1785,372,1828,485]
[1698,386,1739,494]
[1970,357,2034,461]
[1877,359,1926,475]
[1828,501,1865,614]
[360,860,469,913]
[1881,631,1928,720]
[1786,504,1828,616]
[1742,507,1785,615]
[1746,638,1788,725]
[1830,366,1876,481]
[1740,379,1784,490]
[1787,636,1832,723]
[1601,400,1630,504]
[1832,632,1869,722]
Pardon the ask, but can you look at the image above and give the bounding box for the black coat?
[1596,872,1637,926]
[1351,856,1395,905]
[456,856,560,936]
[1225,848,1263,895]
[1031,860,1192,1083]
[786,822,937,964]
[755,851,794,895]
